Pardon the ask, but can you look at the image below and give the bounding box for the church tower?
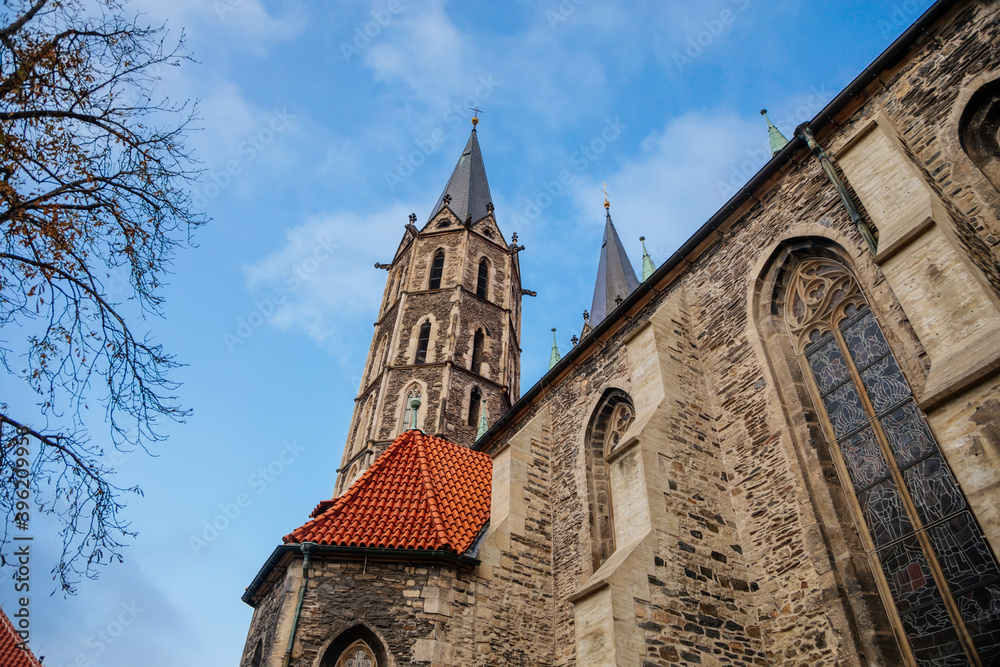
[335,121,523,493]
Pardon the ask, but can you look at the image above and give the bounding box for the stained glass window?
[335,640,378,667]
[786,258,1000,665]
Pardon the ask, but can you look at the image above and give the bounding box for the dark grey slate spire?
[427,128,493,224]
[589,207,640,325]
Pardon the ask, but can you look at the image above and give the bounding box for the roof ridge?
[414,435,452,550]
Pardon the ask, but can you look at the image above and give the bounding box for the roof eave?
[242,543,481,606]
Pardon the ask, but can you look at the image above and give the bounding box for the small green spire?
[549,327,561,369]
[761,109,788,156]
[640,236,656,281]
[476,396,488,439]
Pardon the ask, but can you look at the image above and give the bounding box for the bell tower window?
[468,387,482,427]
[471,329,485,375]
[415,320,431,364]
[429,251,445,289]
[477,259,489,299]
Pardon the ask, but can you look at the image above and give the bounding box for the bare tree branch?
[0,0,204,593]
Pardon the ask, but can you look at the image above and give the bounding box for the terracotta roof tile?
[285,430,491,555]
[0,608,44,667]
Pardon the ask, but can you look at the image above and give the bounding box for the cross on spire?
[469,106,483,128]
[602,182,610,209]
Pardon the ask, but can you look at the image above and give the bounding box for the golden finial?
[469,105,482,127]
[602,182,610,209]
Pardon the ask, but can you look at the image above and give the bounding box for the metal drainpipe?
[795,124,878,255]
[281,542,316,667]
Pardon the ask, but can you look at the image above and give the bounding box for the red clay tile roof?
[0,608,44,667]
[285,430,491,555]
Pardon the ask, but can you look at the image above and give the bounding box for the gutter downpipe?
[794,124,878,255]
[282,541,316,667]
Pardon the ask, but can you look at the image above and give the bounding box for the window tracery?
[785,257,1000,665]
[334,640,377,667]
[603,402,634,456]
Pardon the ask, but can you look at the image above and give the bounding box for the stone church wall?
[246,3,1000,665]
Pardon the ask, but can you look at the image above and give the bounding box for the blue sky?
[2,0,935,664]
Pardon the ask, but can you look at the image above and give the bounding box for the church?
[239,0,1000,664]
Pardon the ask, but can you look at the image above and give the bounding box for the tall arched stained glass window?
[785,257,1000,666]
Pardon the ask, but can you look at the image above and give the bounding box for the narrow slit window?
[471,329,484,375]
[477,259,489,299]
[468,387,481,427]
[429,251,445,289]
[415,321,430,364]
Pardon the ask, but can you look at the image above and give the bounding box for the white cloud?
[243,204,417,352]
[131,0,305,55]
[363,2,472,100]
[568,109,770,262]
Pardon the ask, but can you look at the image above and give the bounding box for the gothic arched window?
[468,387,482,427]
[959,79,1000,192]
[471,329,484,375]
[415,320,431,364]
[786,257,1000,665]
[477,258,490,299]
[249,639,262,667]
[585,389,634,571]
[320,625,388,667]
[429,251,445,289]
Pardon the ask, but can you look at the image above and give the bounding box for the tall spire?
[761,109,789,156]
[549,328,561,369]
[589,198,640,325]
[640,236,656,281]
[428,123,493,223]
